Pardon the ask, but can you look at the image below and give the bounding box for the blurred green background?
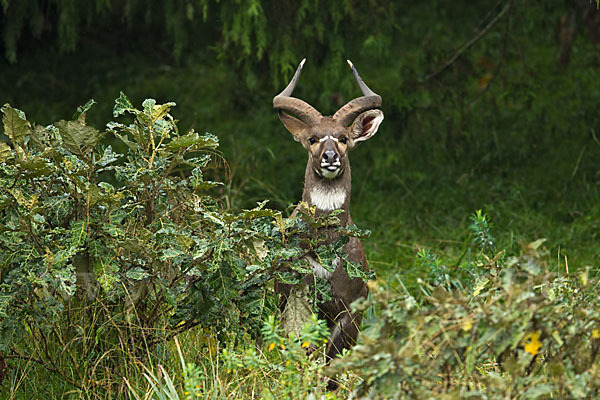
[1,0,599,282]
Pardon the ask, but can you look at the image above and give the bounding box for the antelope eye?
[340,137,348,144]
[308,137,317,145]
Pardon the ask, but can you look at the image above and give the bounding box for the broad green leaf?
[69,220,88,247]
[142,98,176,122]
[55,119,104,155]
[113,92,136,117]
[203,211,225,226]
[522,258,541,275]
[85,184,102,207]
[54,264,77,296]
[343,257,370,280]
[281,285,313,337]
[20,156,53,177]
[0,142,12,162]
[122,121,150,147]
[340,224,371,239]
[175,234,194,249]
[141,98,157,115]
[73,99,96,122]
[126,267,151,280]
[53,246,81,268]
[2,104,31,146]
[164,131,219,152]
[96,145,121,167]
[153,119,172,139]
[8,188,37,209]
[106,121,144,150]
[161,248,184,260]
[252,240,268,260]
[193,239,210,260]
[239,208,277,219]
[186,154,211,168]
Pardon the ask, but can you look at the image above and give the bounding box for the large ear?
[278,111,309,142]
[350,109,384,143]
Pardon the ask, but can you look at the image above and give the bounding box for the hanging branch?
[421,1,512,83]
[458,0,513,132]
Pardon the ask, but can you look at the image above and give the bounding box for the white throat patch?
[310,186,346,211]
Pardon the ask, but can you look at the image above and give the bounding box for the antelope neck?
[303,162,351,223]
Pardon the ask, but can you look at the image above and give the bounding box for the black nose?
[323,151,337,162]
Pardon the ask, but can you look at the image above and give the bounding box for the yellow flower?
[462,319,473,332]
[285,360,290,367]
[280,344,286,350]
[522,330,542,356]
[323,338,328,343]
[592,329,600,339]
[268,342,276,351]
[302,341,310,348]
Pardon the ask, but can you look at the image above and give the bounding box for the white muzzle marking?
[320,161,341,169]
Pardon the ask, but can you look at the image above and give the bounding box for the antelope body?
[273,59,383,367]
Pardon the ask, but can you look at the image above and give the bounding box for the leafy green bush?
[332,214,600,399]
[0,96,367,396]
[0,95,264,393]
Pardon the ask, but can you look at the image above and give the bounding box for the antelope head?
[273,59,383,182]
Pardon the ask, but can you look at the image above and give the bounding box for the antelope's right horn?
[273,59,322,126]
[332,60,382,126]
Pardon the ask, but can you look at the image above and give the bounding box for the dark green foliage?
[0,0,387,89]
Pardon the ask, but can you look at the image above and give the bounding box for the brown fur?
[273,61,383,387]
[275,112,381,362]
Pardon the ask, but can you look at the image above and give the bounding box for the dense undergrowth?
[1,96,599,399]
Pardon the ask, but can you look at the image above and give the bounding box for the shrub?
[0,96,367,396]
[331,214,600,399]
